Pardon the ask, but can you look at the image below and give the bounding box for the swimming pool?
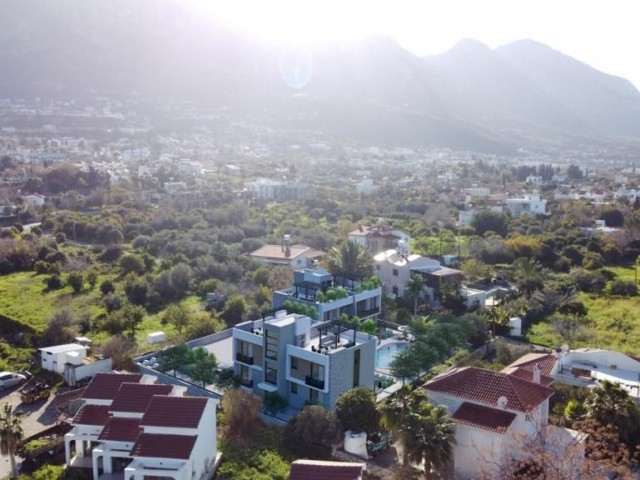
[376,342,409,370]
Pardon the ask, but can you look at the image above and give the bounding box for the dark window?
[266,329,279,360]
[310,388,318,403]
[376,265,380,271]
[392,286,398,296]
[392,269,398,276]
[291,357,298,370]
[265,366,278,385]
[290,382,298,394]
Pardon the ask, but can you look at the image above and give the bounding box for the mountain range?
[2,0,640,152]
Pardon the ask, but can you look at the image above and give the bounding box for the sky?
[192,0,640,89]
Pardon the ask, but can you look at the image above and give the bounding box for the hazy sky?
[195,0,640,89]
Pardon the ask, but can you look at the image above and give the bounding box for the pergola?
[314,317,357,349]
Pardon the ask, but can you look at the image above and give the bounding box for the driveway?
[0,383,58,479]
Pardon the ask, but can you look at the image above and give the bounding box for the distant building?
[504,194,547,217]
[21,193,46,208]
[348,219,411,256]
[250,236,324,270]
[244,178,308,201]
[373,249,440,298]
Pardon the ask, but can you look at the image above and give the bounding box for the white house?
[504,194,547,217]
[21,194,46,208]
[373,249,440,298]
[40,344,88,374]
[423,366,556,479]
[556,348,640,398]
[65,372,219,480]
[249,236,324,270]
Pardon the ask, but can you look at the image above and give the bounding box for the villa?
[232,310,376,410]
[64,372,219,480]
[348,219,411,256]
[272,268,382,323]
[423,366,559,479]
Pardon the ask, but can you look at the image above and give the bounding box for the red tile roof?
[140,396,208,429]
[83,373,143,400]
[73,404,111,426]
[502,366,554,387]
[423,367,554,413]
[505,353,558,377]
[109,383,173,413]
[451,402,516,434]
[98,418,141,442]
[131,433,197,460]
[289,459,365,480]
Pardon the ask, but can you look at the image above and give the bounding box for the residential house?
[232,310,376,410]
[244,178,308,201]
[21,193,46,208]
[555,348,640,398]
[65,372,219,480]
[373,249,440,298]
[272,268,382,323]
[249,237,324,270]
[423,366,556,479]
[289,459,366,480]
[504,194,547,217]
[348,219,411,256]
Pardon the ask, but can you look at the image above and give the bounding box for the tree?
[406,275,425,315]
[162,304,191,334]
[42,308,76,346]
[220,389,262,442]
[100,279,116,296]
[120,304,145,338]
[325,240,373,279]
[157,344,193,376]
[380,387,455,479]
[86,270,98,290]
[0,403,24,480]
[513,257,546,299]
[284,405,341,459]
[335,387,380,435]
[124,275,149,306]
[100,336,137,371]
[584,380,640,446]
[189,347,217,387]
[390,349,421,383]
[471,211,509,237]
[105,228,124,245]
[119,254,146,275]
[67,271,84,293]
[360,318,377,335]
[221,295,246,325]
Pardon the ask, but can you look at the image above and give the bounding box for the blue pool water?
[376,342,409,369]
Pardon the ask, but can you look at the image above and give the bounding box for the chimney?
[532,364,541,384]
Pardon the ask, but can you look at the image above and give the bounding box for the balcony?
[356,307,380,318]
[305,375,325,390]
[236,353,254,365]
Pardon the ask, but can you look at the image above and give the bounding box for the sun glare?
[190,0,379,47]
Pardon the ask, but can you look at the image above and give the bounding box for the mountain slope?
[1,1,640,149]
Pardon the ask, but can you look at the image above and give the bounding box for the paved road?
[0,383,58,479]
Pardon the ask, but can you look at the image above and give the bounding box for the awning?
[257,382,278,393]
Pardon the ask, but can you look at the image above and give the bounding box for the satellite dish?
[497,396,508,409]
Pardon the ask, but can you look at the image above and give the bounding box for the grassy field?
[528,265,640,354]
[0,269,202,351]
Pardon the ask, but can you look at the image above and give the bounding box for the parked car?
[0,372,27,390]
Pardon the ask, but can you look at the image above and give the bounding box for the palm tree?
[584,380,639,444]
[513,257,546,299]
[380,387,456,479]
[406,275,425,315]
[325,241,373,279]
[0,403,24,479]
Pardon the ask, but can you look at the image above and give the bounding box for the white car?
[0,372,26,390]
